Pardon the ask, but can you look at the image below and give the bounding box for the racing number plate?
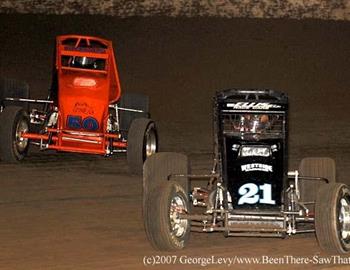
[66,115,99,131]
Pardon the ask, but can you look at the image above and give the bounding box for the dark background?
[1,15,349,156]
[0,14,350,269]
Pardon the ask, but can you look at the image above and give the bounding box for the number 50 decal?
[238,183,276,205]
[67,115,99,131]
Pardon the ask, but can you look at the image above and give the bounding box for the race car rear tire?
[0,78,29,109]
[143,152,190,201]
[315,183,350,254]
[0,106,30,162]
[117,92,149,139]
[127,118,157,175]
[299,157,336,203]
[144,180,190,251]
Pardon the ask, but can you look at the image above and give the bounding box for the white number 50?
[238,183,276,205]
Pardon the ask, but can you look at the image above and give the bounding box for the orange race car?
[0,35,158,174]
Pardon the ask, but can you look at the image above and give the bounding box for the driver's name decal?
[241,163,273,172]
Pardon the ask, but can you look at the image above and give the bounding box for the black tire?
[142,152,190,244]
[315,183,350,254]
[299,157,336,203]
[117,92,149,138]
[127,118,157,175]
[144,180,190,251]
[0,106,30,162]
[0,78,30,109]
[143,152,190,199]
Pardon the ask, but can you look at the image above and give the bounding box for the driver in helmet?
[235,114,270,133]
[71,56,98,69]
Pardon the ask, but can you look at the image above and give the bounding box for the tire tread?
[315,183,348,253]
[0,106,29,162]
[145,181,190,251]
[127,118,156,175]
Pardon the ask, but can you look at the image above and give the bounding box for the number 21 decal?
[238,183,276,205]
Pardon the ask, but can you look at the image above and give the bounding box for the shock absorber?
[287,184,297,234]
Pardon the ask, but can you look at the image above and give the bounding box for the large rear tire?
[0,106,30,162]
[0,78,29,109]
[143,152,190,199]
[315,183,350,254]
[144,180,190,251]
[127,118,157,175]
[117,92,149,138]
[299,157,336,203]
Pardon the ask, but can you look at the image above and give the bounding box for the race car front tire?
[315,183,350,254]
[0,106,30,162]
[142,152,190,244]
[144,180,190,251]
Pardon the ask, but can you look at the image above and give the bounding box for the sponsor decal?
[64,46,106,54]
[226,102,281,110]
[241,163,273,172]
[73,102,94,115]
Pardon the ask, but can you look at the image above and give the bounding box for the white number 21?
[238,183,276,205]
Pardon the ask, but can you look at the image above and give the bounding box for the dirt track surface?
[0,15,350,269]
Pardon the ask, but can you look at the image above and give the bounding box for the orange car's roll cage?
[56,35,122,104]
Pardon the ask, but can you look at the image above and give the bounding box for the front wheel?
[0,106,30,162]
[315,183,350,254]
[127,118,157,174]
[144,180,191,251]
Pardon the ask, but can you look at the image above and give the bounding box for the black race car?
[143,89,350,254]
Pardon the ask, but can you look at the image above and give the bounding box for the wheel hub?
[339,198,350,240]
[16,119,29,151]
[170,195,188,238]
[145,126,157,157]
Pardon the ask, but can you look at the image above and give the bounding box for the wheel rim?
[170,195,188,238]
[339,195,350,244]
[15,118,29,152]
[145,125,157,157]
